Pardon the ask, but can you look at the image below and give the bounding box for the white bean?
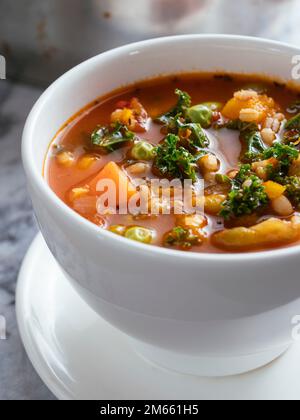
[272,195,293,216]
[239,108,260,123]
[261,128,276,146]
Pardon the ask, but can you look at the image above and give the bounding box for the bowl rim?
[22,33,300,262]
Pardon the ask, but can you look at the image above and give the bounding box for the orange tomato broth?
[45,73,300,253]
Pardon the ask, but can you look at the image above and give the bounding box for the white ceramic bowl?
[22,35,300,376]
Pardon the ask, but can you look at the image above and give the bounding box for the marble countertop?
[0,82,55,400]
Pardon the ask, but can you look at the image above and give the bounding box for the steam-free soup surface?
[46,74,300,253]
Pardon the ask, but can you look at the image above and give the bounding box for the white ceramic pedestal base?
[134,341,289,378]
[16,234,300,400]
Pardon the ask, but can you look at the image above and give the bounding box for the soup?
[45,73,300,253]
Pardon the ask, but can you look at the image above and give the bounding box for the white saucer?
[16,234,300,400]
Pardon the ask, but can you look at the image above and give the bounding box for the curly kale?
[219,164,269,220]
[153,134,198,182]
[256,144,300,207]
[263,143,299,179]
[263,142,299,161]
[279,176,300,208]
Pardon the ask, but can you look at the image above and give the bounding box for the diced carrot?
[222,94,277,123]
[263,181,286,200]
[88,161,136,206]
[222,98,243,120]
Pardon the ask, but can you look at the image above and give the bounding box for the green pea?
[109,225,126,236]
[125,226,154,244]
[131,141,156,161]
[186,104,213,128]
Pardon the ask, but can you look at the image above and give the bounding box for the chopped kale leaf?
[177,120,210,149]
[155,89,210,150]
[243,131,267,162]
[219,164,269,219]
[226,119,266,162]
[226,120,259,133]
[91,122,135,152]
[263,142,299,161]
[153,134,198,182]
[263,143,299,178]
[285,113,300,130]
[283,176,300,208]
[155,89,191,125]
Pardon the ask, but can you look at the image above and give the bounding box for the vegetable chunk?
[262,181,286,200]
[213,217,300,250]
[111,98,148,132]
[88,162,136,206]
[222,90,277,123]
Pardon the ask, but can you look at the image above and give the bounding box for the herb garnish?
[153,134,198,182]
[219,164,269,219]
[263,143,299,179]
[280,176,300,208]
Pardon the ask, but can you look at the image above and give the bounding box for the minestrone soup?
[45,73,300,253]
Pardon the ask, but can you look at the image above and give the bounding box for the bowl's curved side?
[22,34,300,261]
[22,35,300,358]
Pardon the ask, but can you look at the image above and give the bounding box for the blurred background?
[1,0,300,400]
[1,0,300,86]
